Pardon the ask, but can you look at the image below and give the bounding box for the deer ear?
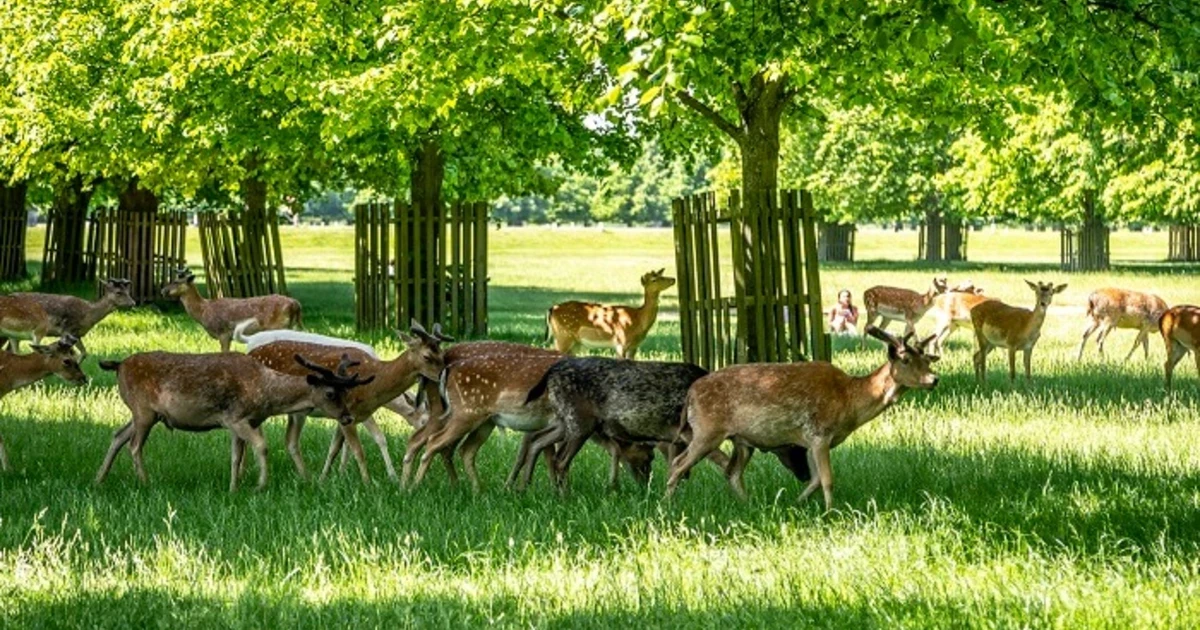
[306,374,324,387]
[31,344,52,355]
[1025,279,1037,291]
[1055,283,1068,294]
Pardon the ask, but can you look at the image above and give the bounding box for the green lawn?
[2,224,1199,628]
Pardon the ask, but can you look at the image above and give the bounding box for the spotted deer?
[95,352,373,491]
[14,278,136,357]
[0,336,88,470]
[971,280,1067,382]
[161,267,302,352]
[547,268,675,358]
[666,327,939,509]
[247,321,448,484]
[1078,288,1168,361]
[860,275,948,348]
[1160,305,1200,391]
[0,295,52,353]
[927,290,993,354]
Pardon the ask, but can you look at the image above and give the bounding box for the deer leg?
[665,430,724,498]
[400,420,439,488]
[340,423,371,484]
[812,440,835,510]
[1023,348,1033,380]
[360,416,398,482]
[230,434,247,493]
[284,413,309,480]
[798,446,823,504]
[228,421,269,491]
[506,432,537,489]
[1007,348,1017,382]
[859,311,877,348]
[1095,323,1113,356]
[219,334,232,353]
[75,337,89,360]
[1164,341,1189,391]
[551,433,591,494]
[128,420,154,484]
[95,421,135,484]
[517,425,565,491]
[319,428,346,481]
[726,443,755,500]
[1125,330,1146,363]
[339,438,350,473]
[0,434,8,471]
[1077,318,1099,360]
[412,419,476,490]
[1141,329,1152,360]
[458,423,495,493]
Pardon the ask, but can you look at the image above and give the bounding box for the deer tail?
[99,360,122,372]
[232,319,258,345]
[525,368,553,405]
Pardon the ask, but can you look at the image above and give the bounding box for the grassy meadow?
[2,223,1200,628]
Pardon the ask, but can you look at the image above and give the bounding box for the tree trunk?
[921,207,944,262]
[0,180,29,280]
[240,173,270,295]
[43,176,95,285]
[1061,189,1109,271]
[118,179,160,301]
[405,136,445,329]
[1169,224,1200,262]
[943,216,967,262]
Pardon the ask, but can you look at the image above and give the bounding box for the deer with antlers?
[161,267,302,352]
[1077,288,1168,362]
[0,295,52,353]
[860,275,948,348]
[546,268,675,358]
[0,336,88,471]
[971,280,1067,383]
[246,320,449,484]
[1160,305,1200,391]
[96,352,373,491]
[13,278,136,358]
[666,327,939,509]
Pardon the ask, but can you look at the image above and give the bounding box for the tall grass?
[1,225,1198,628]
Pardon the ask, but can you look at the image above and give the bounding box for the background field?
[2,225,1199,628]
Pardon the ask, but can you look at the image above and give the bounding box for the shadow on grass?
[1,586,1036,628]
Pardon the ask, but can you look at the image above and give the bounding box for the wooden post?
[0,180,29,281]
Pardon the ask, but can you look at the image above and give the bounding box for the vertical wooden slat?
[671,198,692,365]
[474,202,487,336]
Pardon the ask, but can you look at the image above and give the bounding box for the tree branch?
[674,89,744,140]
[1085,0,1161,30]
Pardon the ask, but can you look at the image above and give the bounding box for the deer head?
[866,326,940,390]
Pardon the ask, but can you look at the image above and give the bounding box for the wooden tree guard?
[672,189,829,371]
[354,200,489,337]
[1060,190,1109,271]
[919,211,969,262]
[818,221,856,262]
[197,207,288,298]
[1168,225,1200,262]
[41,194,99,286]
[0,181,29,281]
[92,207,187,302]
[943,216,968,262]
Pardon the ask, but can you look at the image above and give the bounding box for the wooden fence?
[672,189,829,371]
[93,207,188,302]
[41,204,99,286]
[1060,191,1109,271]
[354,200,488,336]
[818,221,856,262]
[198,209,288,298]
[918,212,968,262]
[0,184,28,281]
[1168,225,1199,262]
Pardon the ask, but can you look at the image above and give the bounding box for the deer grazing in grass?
[971,280,1067,383]
[0,295,52,353]
[860,275,948,348]
[1160,305,1200,391]
[14,278,136,357]
[927,287,993,354]
[405,342,666,492]
[546,268,675,358]
[0,336,88,471]
[666,327,939,509]
[1077,288,1168,361]
[161,267,302,352]
[96,352,373,491]
[247,321,449,484]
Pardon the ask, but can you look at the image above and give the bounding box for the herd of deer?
[1,265,1198,510]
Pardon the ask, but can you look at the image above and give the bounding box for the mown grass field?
[2,224,1199,628]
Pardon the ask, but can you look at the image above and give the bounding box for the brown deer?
[14,278,136,357]
[161,267,302,352]
[971,280,1067,383]
[1078,288,1168,361]
[0,336,88,470]
[547,268,675,358]
[927,290,993,354]
[1160,305,1200,390]
[406,344,669,492]
[0,295,52,353]
[860,275,948,348]
[247,321,448,484]
[666,327,939,510]
[95,352,373,491]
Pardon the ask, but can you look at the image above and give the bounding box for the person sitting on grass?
[827,289,859,335]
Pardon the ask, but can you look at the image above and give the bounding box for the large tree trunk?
[43,176,95,285]
[943,216,967,262]
[1061,189,1109,271]
[921,206,944,262]
[0,180,29,280]
[404,136,446,329]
